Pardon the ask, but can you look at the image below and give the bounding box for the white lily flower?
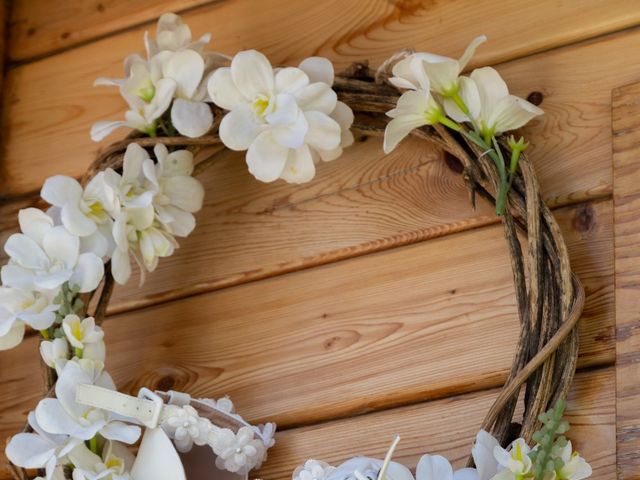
[1,208,104,293]
[389,36,486,96]
[35,361,141,444]
[0,286,59,350]
[40,337,70,368]
[383,88,444,153]
[492,438,532,480]
[145,144,205,236]
[208,50,342,183]
[6,411,81,480]
[554,441,592,480]
[445,67,543,141]
[62,314,104,351]
[41,173,118,239]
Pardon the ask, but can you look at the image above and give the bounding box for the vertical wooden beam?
[612,82,640,480]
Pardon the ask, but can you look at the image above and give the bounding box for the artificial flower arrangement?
[2,13,591,480]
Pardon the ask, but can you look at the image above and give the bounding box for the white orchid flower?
[389,36,486,96]
[145,13,212,58]
[0,286,59,350]
[208,50,342,183]
[445,67,543,142]
[554,441,592,480]
[35,361,141,444]
[383,88,445,153]
[62,314,104,351]
[491,438,532,480]
[69,440,135,480]
[293,459,336,480]
[41,173,118,239]
[40,337,70,369]
[6,411,81,480]
[144,144,205,236]
[105,143,157,208]
[1,208,104,293]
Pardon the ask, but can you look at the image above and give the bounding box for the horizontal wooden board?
[257,368,617,480]
[612,82,640,479]
[8,0,212,62]
[8,0,640,64]
[0,199,614,448]
[4,13,640,197]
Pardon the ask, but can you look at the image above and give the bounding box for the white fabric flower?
[212,426,266,473]
[0,286,59,351]
[389,36,486,95]
[294,460,336,480]
[6,411,81,480]
[69,440,134,480]
[258,421,276,449]
[145,144,204,236]
[208,50,342,183]
[1,208,104,293]
[161,404,212,452]
[491,438,532,480]
[554,441,592,480]
[62,314,104,350]
[445,67,543,139]
[40,338,70,368]
[35,361,141,444]
[105,144,157,209]
[41,174,118,238]
[383,89,444,153]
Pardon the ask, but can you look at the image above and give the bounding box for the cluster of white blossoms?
[92,14,354,185]
[294,430,591,480]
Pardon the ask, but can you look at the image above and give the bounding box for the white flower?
[446,67,543,140]
[144,13,211,57]
[326,457,413,480]
[212,426,266,473]
[105,144,156,208]
[259,421,276,449]
[62,314,104,350]
[5,411,81,480]
[415,454,479,480]
[161,404,212,452]
[0,286,59,351]
[554,441,592,480]
[146,144,204,236]
[69,440,134,480]
[470,430,501,480]
[491,438,532,480]
[383,89,444,153]
[294,460,336,480]
[208,50,342,183]
[35,361,141,444]
[389,36,486,95]
[40,338,70,368]
[1,208,104,292]
[41,174,118,238]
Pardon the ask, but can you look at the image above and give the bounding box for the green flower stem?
[509,149,522,176]
[451,92,470,116]
[89,435,99,455]
[438,116,461,132]
[75,347,83,359]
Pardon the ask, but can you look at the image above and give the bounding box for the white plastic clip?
[138,387,164,429]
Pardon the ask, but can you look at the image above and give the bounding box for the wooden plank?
[4,10,640,198]
[8,0,640,64]
[257,368,617,480]
[0,199,614,445]
[8,0,213,62]
[612,82,640,480]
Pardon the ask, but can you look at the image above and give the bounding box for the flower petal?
[0,322,25,351]
[416,454,454,480]
[246,131,289,182]
[383,114,427,153]
[470,67,509,118]
[171,99,213,138]
[162,50,205,99]
[490,95,544,135]
[41,176,83,207]
[275,67,310,94]
[281,145,316,184]
[419,57,459,94]
[18,208,54,245]
[36,398,87,438]
[208,67,247,110]
[219,105,263,150]
[298,57,334,86]
[294,82,337,114]
[458,35,487,72]
[265,93,300,126]
[43,227,79,268]
[100,421,141,444]
[90,121,127,142]
[122,143,149,184]
[304,111,341,151]
[163,176,205,212]
[231,50,274,98]
[271,108,309,149]
[5,432,55,468]
[472,430,500,480]
[1,265,36,289]
[144,78,176,122]
[69,253,104,293]
[61,203,96,237]
[111,249,132,285]
[443,75,480,123]
[5,233,49,269]
[452,468,479,480]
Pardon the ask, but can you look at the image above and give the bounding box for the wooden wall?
[1,1,639,479]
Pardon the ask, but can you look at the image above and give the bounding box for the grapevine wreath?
[2,13,591,480]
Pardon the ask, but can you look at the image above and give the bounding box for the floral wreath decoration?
[1,13,592,480]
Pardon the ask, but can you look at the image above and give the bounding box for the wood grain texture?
[257,367,617,480]
[8,0,213,62]
[7,0,640,64]
[612,82,640,480]
[4,8,640,197]
[0,199,614,455]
